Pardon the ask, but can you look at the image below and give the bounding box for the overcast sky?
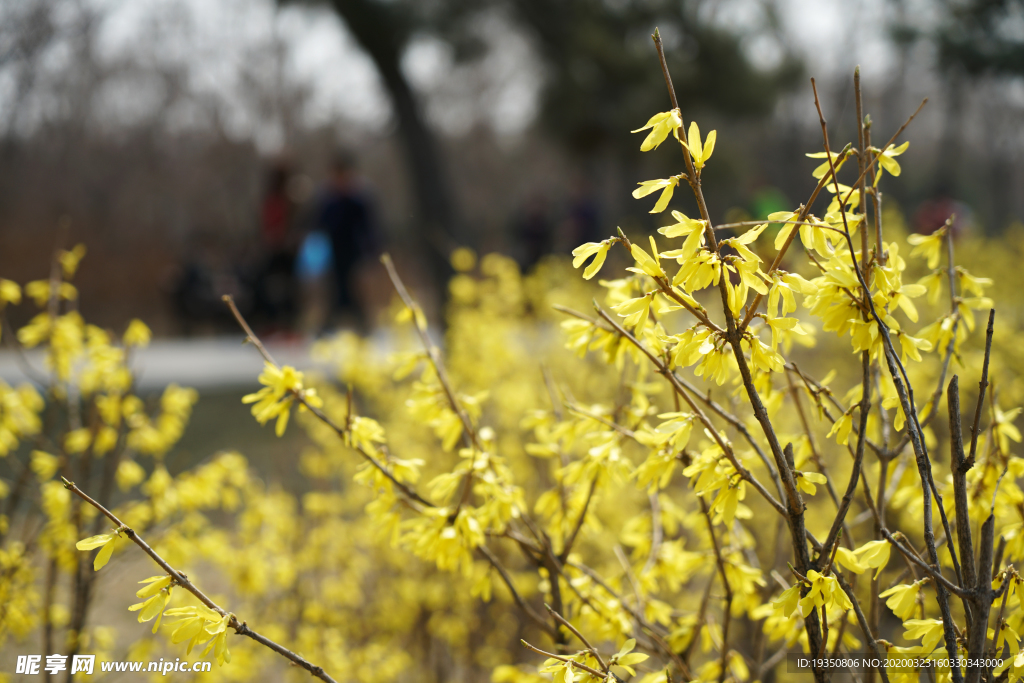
[0,0,954,151]
[92,0,916,128]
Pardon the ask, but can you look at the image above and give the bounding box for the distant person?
[515,191,554,271]
[170,231,246,335]
[563,177,601,248]
[252,159,298,329]
[262,160,293,251]
[914,181,972,238]
[316,150,380,327]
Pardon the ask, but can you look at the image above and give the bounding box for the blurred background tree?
[933,0,1024,76]
[298,0,800,256]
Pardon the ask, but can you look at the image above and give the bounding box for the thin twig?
[561,474,599,561]
[520,640,608,680]
[380,254,485,517]
[968,310,995,468]
[544,604,609,672]
[62,479,338,683]
[810,79,962,682]
[479,545,556,637]
[223,294,434,508]
[593,304,788,518]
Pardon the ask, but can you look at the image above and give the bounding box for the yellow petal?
[687,121,702,163]
[701,130,717,165]
[93,537,116,570]
[651,182,676,213]
[76,533,114,551]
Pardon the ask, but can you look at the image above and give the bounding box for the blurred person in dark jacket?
[515,191,554,271]
[316,149,380,328]
[563,176,601,248]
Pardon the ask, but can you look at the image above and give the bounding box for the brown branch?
[969,512,996,683]
[652,29,715,248]
[544,603,609,672]
[784,369,841,511]
[642,492,663,577]
[949,376,978,608]
[968,310,995,468]
[810,79,963,682]
[560,474,598,562]
[564,558,689,678]
[380,253,485,518]
[567,403,636,439]
[593,304,788,518]
[672,373,784,501]
[740,96,926,331]
[877,528,969,598]
[697,495,733,683]
[833,571,891,683]
[380,255,481,448]
[818,351,870,566]
[652,36,802,543]
[478,545,556,637]
[855,66,869,271]
[520,640,608,680]
[62,479,338,683]
[785,362,886,460]
[222,294,435,509]
[890,221,961,458]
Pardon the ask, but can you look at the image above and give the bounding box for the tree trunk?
[327,0,458,259]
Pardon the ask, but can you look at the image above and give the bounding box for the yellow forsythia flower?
[875,141,909,183]
[798,570,852,617]
[827,411,854,446]
[450,247,476,272]
[64,428,92,454]
[633,177,679,213]
[907,230,945,269]
[687,121,716,169]
[242,363,322,437]
[632,110,681,152]
[629,239,666,279]
[902,618,945,651]
[879,581,924,620]
[795,470,827,495]
[76,532,120,570]
[0,279,21,306]
[59,244,87,279]
[854,540,891,578]
[571,241,611,280]
[123,319,152,347]
[129,576,174,633]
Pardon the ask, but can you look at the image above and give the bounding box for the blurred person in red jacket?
[251,158,300,331]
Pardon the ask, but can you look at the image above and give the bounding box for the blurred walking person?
[515,190,554,271]
[316,150,380,329]
[252,158,299,331]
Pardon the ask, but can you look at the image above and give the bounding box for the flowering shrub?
[3,33,1024,683]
